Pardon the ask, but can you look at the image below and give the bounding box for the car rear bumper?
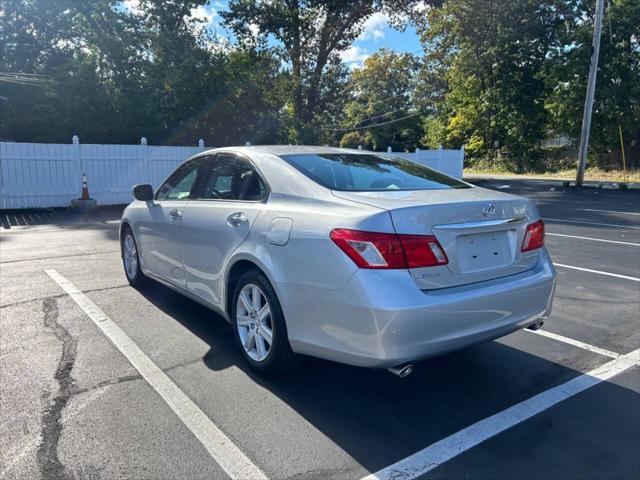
[278,249,557,368]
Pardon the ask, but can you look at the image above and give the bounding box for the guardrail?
[0,138,464,209]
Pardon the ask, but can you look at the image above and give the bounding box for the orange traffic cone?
[81,173,90,200]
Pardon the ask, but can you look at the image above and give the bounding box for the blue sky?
[122,0,423,67]
[338,12,423,66]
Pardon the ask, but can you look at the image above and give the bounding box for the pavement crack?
[74,374,143,395]
[0,249,120,265]
[0,284,127,310]
[37,298,78,480]
[82,284,129,294]
[0,293,68,309]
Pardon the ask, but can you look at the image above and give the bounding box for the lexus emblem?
[482,204,496,217]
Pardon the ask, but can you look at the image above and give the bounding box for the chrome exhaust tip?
[388,363,414,378]
[527,320,544,331]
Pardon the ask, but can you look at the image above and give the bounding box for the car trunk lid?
[332,187,541,289]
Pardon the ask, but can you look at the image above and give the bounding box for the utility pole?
[576,0,606,186]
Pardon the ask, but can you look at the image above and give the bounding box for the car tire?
[231,270,299,375]
[121,227,149,288]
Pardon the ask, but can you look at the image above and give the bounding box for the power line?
[356,107,411,123]
[0,72,48,85]
[322,106,412,130]
[0,78,45,86]
[322,111,422,131]
[366,91,411,106]
[342,90,411,109]
[0,72,47,76]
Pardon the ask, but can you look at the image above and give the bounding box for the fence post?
[438,144,443,173]
[460,144,465,178]
[72,135,82,196]
[140,137,149,185]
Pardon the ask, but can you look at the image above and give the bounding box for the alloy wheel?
[123,233,138,280]
[236,283,273,362]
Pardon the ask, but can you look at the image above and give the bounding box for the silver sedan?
[120,146,556,376]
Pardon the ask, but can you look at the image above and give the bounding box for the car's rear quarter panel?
[226,193,395,295]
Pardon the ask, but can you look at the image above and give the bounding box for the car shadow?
[136,280,639,478]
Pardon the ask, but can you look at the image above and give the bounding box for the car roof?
[203,145,368,156]
[189,145,391,200]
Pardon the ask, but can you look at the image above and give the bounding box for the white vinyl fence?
[0,138,464,209]
[382,145,464,180]
[0,137,205,209]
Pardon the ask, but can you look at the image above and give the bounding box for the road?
[1,179,638,479]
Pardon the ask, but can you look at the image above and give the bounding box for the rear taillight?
[330,229,448,269]
[329,229,405,268]
[521,220,545,252]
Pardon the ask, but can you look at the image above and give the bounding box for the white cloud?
[123,1,218,28]
[340,45,370,68]
[358,12,389,42]
[248,23,260,38]
[190,5,217,25]
[122,0,143,16]
[187,4,222,40]
[413,1,429,14]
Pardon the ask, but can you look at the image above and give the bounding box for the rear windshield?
[280,153,470,191]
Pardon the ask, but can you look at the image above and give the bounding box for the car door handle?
[227,212,249,226]
[168,209,182,220]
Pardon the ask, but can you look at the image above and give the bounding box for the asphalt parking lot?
[1,178,639,480]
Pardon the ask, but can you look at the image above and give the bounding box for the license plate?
[456,231,514,273]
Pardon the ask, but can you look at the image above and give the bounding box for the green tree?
[173,48,289,146]
[222,0,418,143]
[416,0,568,170]
[0,0,142,142]
[545,0,640,168]
[0,0,289,145]
[337,49,421,151]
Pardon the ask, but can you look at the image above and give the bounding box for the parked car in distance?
[120,146,556,377]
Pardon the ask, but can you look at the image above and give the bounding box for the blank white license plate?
[456,231,514,273]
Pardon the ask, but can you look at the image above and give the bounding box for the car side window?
[156,159,202,201]
[197,154,267,201]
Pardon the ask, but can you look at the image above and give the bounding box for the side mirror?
[133,184,154,202]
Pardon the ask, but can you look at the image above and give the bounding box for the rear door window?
[280,153,470,191]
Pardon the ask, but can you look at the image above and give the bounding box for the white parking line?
[544,218,640,230]
[362,348,639,480]
[45,269,267,480]
[546,232,640,247]
[554,263,640,282]
[526,329,620,359]
[581,208,640,216]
